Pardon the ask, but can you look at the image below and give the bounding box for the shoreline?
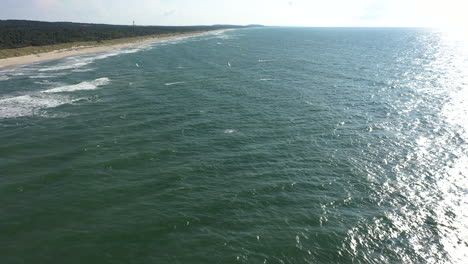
[0,29,228,70]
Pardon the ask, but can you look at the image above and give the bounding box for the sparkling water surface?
[0,28,467,263]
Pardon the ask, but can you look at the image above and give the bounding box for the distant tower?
[133,20,135,32]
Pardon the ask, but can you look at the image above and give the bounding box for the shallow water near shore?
[0,28,467,263]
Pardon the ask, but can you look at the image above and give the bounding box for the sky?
[0,0,467,27]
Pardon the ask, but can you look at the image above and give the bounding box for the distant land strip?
[0,20,262,60]
[0,30,230,69]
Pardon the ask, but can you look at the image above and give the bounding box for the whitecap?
[29,72,67,79]
[71,68,94,73]
[0,77,108,119]
[37,46,147,73]
[224,129,237,134]
[11,72,26,76]
[203,31,240,41]
[164,81,187,86]
[43,77,110,93]
[39,61,90,72]
[211,33,232,40]
[29,75,58,79]
[119,47,145,54]
[33,80,57,85]
[0,94,68,119]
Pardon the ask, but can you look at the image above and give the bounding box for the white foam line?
[0,77,110,119]
[0,94,68,119]
[39,61,89,72]
[33,80,59,85]
[71,68,93,73]
[164,81,187,86]
[37,46,147,73]
[164,80,206,86]
[43,77,110,93]
[29,75,59,79]
[29,72,67,79]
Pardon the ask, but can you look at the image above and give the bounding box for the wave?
[33,80,60,85]
[11,72,26,76]
[29,75,60,79]
[39,60,90,72]
[37,46,149,73]
[119,47,148,54]
[0,77,110,119]
[71,68,94,73]
[203,31,239,41]
[164,81,187,86]
[0,66,39,80]
[0,94,69,119]
[29,72,68,79]
[44,78,110,93]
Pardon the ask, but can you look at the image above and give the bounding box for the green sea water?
[0,28,467,263]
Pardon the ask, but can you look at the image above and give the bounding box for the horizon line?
[0,19,444,29]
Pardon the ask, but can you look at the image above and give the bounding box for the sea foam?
[0,94,68,119]
[39,61,90,72]
[44,78,110,93]
[0,77,110,119]
[164,81,187,86]
[37,46,147,73]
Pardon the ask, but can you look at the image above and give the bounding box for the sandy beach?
[0,30,225,70]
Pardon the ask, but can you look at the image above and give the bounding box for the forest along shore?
[0,30,228,69]
[0,20,257,69]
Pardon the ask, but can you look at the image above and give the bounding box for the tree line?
[0,20,250,49]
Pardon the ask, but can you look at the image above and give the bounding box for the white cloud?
[2,0,467,27]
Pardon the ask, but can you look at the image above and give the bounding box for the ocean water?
[0,28,467,263]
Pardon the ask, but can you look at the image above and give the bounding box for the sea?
[0,28,467,264]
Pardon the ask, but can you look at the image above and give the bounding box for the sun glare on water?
[433,19,468,263]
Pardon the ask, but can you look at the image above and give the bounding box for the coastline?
[0,29,227,70]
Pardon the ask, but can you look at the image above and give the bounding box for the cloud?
[2,0,464,27]
[163,10,176,17]
[359,0,389,21]
[34,0,63,9]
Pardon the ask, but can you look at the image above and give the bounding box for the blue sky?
[0,0,466,27]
